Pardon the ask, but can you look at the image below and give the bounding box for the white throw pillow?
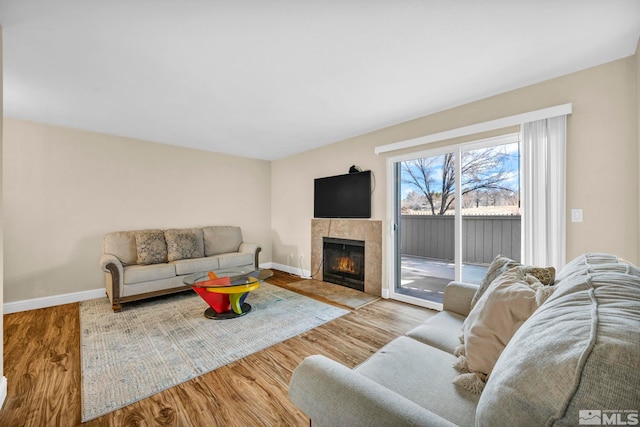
[456,267,544,383]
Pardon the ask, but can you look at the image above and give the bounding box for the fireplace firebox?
[322,237,365,291]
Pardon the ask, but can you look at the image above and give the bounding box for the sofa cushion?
[406,311,466,354]
[476,254,640,427]
[135,230,168,265]
[164,229,204,262]
[123,263,176,284]
[103,231,137,265]
[354,336,480,427]
[171,256,220,276]
[203,226,243,256]
[217,252,254,269]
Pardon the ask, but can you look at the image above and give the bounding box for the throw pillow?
[165,230,203,262]
[470,255,520,309]
[535,284,557,306]
[453,267,546,393]
[470,255,556,309]
[135,231,168,265]
[523,266,556,286]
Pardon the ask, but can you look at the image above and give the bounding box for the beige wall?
[1,25,5,380]
[3,119,272,302]
[637,39,640,261]
[272,54,640,287]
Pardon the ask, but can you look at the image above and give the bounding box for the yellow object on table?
[203,276,260,314]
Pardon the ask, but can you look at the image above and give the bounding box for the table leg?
[229,292,249,314]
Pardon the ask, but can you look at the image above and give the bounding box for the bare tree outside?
[401,144,519,215]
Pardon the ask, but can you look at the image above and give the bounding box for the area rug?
[79,282,348,421]
[276,279,380,309]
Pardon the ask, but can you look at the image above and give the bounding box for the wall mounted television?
[314,171,372,218]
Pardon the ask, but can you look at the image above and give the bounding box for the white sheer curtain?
[522,115,567,269]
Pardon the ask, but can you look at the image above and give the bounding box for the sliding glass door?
[388,135,521,310]
[395,151,457,305]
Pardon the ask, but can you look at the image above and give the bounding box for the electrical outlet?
[289,253,293,259]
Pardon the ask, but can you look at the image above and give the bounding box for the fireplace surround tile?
[311,219,383,296]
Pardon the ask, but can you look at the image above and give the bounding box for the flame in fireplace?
[335,256,356,274]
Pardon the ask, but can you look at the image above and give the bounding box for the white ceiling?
[2,1,639,161]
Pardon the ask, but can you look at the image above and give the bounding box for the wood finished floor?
[0,270,436,426]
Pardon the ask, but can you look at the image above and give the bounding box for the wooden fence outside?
[400,215,521,264]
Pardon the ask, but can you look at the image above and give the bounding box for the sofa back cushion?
[164,228,204,262]
[476,253,640,426]
[103,231,137,265]
[203,226,243,256]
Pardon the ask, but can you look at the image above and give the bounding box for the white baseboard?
[3,288,105,314]
[3,263,311,314]
[266,262,312,280]
[0,376,7,411]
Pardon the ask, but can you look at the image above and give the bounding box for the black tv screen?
[314,171,372,218]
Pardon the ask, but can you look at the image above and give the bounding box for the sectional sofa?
[289,253,640,426]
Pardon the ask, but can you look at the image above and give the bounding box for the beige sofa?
[289,253,640,426]
[99,226,261,311]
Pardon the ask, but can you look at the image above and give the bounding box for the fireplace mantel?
[311,219,382,296]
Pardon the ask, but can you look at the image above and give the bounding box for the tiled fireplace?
[311,219,382,296]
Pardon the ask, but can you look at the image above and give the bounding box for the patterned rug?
[79,283,348,421]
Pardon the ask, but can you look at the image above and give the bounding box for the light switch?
[571,209,583,223]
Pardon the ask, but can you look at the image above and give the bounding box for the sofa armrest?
[443,281,478,317]
[99,254,125,312]
[289,355,457,427]
[100,254,123,272]
[239,242,261,269]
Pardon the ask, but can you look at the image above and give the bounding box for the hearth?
[322,237,365,291]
